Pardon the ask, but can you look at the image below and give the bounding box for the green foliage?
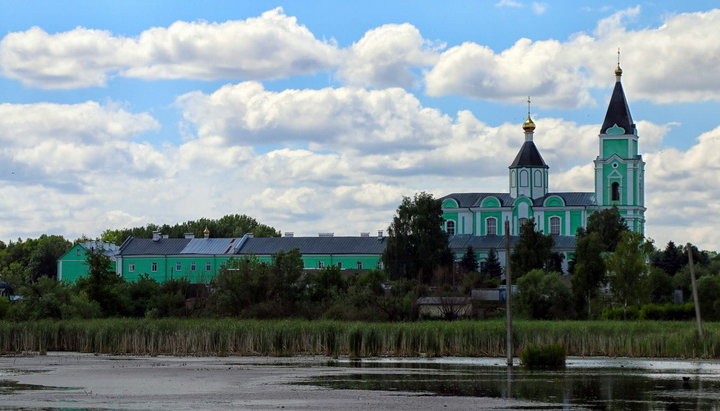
[600,303,695,321]
[78,250,123,316]
[383,192,451,283]
[510,219,560,277]
[100,214,280,244]
[643,267,674,303]
[520,343,566,369]
[481,248,503,278]
[571,231,607,318]
[0,235,71,285]
[585,206,628,252]
[516,269,574,320]
[697,275,720,321]
[459,246,478,273]
[605,231,651,310]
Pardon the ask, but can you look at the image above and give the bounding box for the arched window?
[446,220,455,235]
[519,217,528,227]
[486,217,497,235]
[534,170,543,187]
[611,182,620,202]
[520,170,529,186]
[511,170,516,187]
[549,216,561,235]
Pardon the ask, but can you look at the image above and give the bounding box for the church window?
[337,262,342,269]
[76,248,81,256]
[611,182,620,201]
[128,263,135,273]
[151,262,158,272]
[318,261,324,269]
[205,262,212,271]
[486,218,497,235]
[550,216,561,235]
[446,220,455,235]
[175,262,182,272]
[519,217,528,227]
[357,261,363,270]
[511,170,516,187]
[191,262,196,271]
[534,170,543,187]
[520,170,528,186]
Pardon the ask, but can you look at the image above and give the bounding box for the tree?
[78,250,123,316]
[482,248,503,278]
[516,269,574,320]
[585,207,627,252]
[26,235,72,280]
[604,231,650,316]
[651,241,685,276]
[509,218,559,278]
[460,246,478,274]
[383,192,450,283]
[643,266,674,303]
[571,231,606,319]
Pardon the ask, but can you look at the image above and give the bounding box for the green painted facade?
[57,243,117,283]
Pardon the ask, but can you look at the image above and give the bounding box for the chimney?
[152,231,161,242]
[360,232,370,237]
[377,230,384,240]
[184,233,195,239]
[162,234,169,239]
[284,232,294,237]
[319,233,334,237]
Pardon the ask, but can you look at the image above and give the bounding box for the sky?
[1,0,719,250]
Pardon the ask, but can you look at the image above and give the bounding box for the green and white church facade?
[440,64,645,265]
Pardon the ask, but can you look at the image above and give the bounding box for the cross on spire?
[527,96,531,117]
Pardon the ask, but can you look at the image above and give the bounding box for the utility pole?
[505,220,513,367]
[687,243,703,339]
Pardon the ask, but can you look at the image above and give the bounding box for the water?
[297,358,720,409]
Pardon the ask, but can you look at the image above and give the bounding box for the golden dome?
[615,64,623,76]
[522,115,536,132]
[203,227,210,237]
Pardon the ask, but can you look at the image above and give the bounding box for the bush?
[601,303,695,321]
[520,343,566,369]
[600,305,640,320]
[516,270,574,320]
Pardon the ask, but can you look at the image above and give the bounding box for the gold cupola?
[522,115,536,132]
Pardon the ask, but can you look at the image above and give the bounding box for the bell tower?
[594,57,646,233]
[509,98,549,199]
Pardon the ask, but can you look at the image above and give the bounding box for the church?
[440,63,646,269]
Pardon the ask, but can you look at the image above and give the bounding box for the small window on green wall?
[151,262,158,272]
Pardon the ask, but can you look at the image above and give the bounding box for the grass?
[520,343,566,369]
[0,319,717,358]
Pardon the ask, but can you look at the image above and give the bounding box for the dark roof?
[449,234,576,251]
[181,238,244,255]
[119,238,191,256]
[440,192,595,208]
[510,141,547,168]
[237,236,387,255]
[601,79,635,135]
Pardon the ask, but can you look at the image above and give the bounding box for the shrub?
[520,343,566,369]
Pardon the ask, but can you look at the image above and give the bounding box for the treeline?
[100,214,280,245]
[0,249,428,322]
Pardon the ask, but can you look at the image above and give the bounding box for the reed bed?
[1,319,718,358]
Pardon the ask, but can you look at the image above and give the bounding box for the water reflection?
[300,362,720,409]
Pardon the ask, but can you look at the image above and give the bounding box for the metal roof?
[181,238,244,255]
[441,192,595,208]
[79,241,120,258]
[449,234,576,251]
[510,141,548,168]
[237,236,387,255]
[119,238,191,256]
[601,79,635,135]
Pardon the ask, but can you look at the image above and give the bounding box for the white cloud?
[532,2,548,15]
[337,23,441,89]
[425,7,720,107]
[0,8,340,88]
[496,0,523,8]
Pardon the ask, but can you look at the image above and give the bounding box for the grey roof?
[510,141,548,168]
[601,79,635,135]
[80,241,120,257]
[119,238,191,256]
[441,192,595,208]
[237,236,387,255]
[181,238,244,255]
[449,234,576,251]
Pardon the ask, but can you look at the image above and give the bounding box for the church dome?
[522,115,536,132]
[615,65,623,77]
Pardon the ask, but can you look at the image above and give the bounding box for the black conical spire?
[601,62,635,135]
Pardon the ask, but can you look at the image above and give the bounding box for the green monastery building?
[57,64,645,283]
[440,64,645,268]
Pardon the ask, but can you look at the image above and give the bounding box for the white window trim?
[128,263,135,273]
[151,262,158,272]
[486,217,497,235]
[550,216,561,235]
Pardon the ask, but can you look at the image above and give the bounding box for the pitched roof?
[237,236,387,255]
[181,238,244,255]
[601,79,635,135]
[79,241,120,257]
[440,192,595,208]
[510,141,547,168]
[119,238,191,256]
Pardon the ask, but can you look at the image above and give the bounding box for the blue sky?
[1,1,720,250]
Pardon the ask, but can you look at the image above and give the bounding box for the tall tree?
[571,231,606,318]
[79,250,123,316]
[585,206,627,252]
[481,248,503,278]
[604,231,650,316]
[460,246,479,273]
[651,241,685,276]
[383,192,450,283]
[509,218,557,278]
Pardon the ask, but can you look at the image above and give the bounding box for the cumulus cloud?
[336,23,441,88]
[425,7,720,107]
[0,8,340,88]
